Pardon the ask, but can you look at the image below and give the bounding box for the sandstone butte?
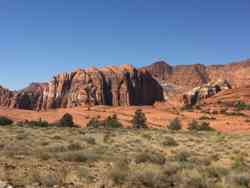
[0,64,164,111]
[0,58,250,111]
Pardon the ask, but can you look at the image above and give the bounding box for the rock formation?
[183,79,232,106]
[202,86,250,107]
[141,59,250,99]
[1,58,250,111]
[0,65,164,111]
[0,86,14,107]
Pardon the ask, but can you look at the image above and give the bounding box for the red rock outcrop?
[202,86,250,107]
[0,65,164,111]
[141,59,250,96]
[0,86,15,107]
[207,59,250,88]
[183,79,232,106]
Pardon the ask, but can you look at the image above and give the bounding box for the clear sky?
[0,0,250,90]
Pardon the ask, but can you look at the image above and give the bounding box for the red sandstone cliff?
[0,65,163,111]
[142,59,250,91]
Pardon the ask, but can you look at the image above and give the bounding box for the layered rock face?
[0,65,164,111]
[0,86,14,107]
[141,59,250,98]
[183,80,232,106]
[202,86,250,107]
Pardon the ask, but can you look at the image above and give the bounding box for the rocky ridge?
[142,59,250,92]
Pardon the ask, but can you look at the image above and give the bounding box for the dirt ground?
[0,104,249,133]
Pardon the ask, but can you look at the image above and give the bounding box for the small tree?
[59,113,75,127]
[0,116,13,126]
[132,109,147,129]
[167,118,182,130]
[105,114,122,128]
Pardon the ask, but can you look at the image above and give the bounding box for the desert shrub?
[181,104,194,112]
[162,136,178,147]
[167,118,182,130]
[127,168,174,188]
[78,166,94,183]
[224,111,246,116]
[175,151,191,162]
[32,172,61,187]
[199,115,216,120]
[46,143,68,153]
[55,150,99,162]
[180,169,208,188]
[188,120,214,131]
[141,133,152,140]
[18,119,52,128]
[135,151,165,165]
[0,116,13,126]
[108,159,129,185]
[235,101,250,111]
[206,165,229,179]
[132,109,147,129]
[67,142,84,151]
[226,173,250,188]
[83,136,96,145]
[59,113,76,127]
[31,168,68,187]
[86,118,103,128]
[105,114,122,128]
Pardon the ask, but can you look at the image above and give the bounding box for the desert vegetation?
[0,110,249,188]
[0,123,250,187]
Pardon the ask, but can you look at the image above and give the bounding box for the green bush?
[132,109,147,129]
[29,119,50,128]
[59,113,76,127]
[235,101,250,111]
[188,120,214,131]
[86,118,103,128]
[167,118,182,130]
[16,119,56,128]
[105,114,123,128]
[0,116,13,126]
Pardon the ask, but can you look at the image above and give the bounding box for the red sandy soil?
[0,105,249,133]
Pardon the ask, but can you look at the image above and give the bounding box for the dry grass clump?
[188,120,215,131]
[135,150,166,165]
[162,136,178,147]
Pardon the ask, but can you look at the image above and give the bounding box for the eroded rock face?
[141,59,250,97]
[0,65,164,110]
[0,86,14,107]
[183,79,232,106]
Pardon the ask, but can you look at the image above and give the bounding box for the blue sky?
[0,0,250,89]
